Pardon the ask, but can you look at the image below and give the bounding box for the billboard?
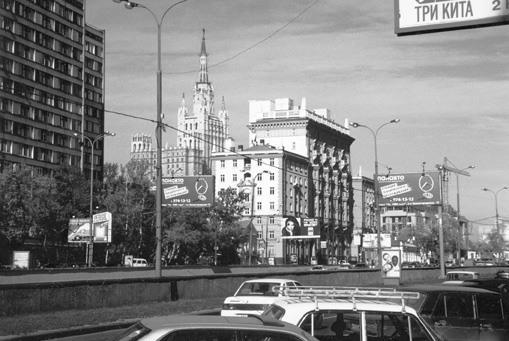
[382,248,402,279]
[281,216,320,239]
[161,176,214,207]
[395,0,509,36]
[363,233,392,249]
[377,172,441,206]
[68,212,112,243]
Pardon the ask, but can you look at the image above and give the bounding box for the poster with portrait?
[281,216,301,237]
[381,248,401,279]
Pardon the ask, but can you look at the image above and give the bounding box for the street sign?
[161,176,215,207]
[378,172,442,206]
[395,0,509,36]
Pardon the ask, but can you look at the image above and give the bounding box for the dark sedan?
[397,284,509,341]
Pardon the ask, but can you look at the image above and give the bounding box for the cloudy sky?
[86,0,509,226]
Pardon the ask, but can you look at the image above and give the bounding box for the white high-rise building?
[131,30,231,176]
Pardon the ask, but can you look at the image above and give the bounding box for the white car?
[221,278,302,317]
[262,286,444,341]
[442,270,480,285]
[108,314,319,341]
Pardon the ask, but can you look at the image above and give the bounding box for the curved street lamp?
[74,131,116,267]
[349,119,399,276]
[481,186,509,263]
[113,0,190,277]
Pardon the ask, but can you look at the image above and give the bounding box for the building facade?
[131,30,230,176]
[351,174,375,263]
[1,0,106,178]
[211,144,311,265]
[245,97,355,265]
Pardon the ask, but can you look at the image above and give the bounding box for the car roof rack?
[272,286,420,313]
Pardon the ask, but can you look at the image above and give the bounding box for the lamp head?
[349,122,360,128]
[391,118,400,123]
[481,187,489,191]
[469,165,475,169]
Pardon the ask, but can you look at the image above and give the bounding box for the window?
[257,231,262,239]
[220,174,225,182]
[270,172,275,181]
[257,202,262,210]
[269,231,274,239]
[256,217,262,224]
[257,159,263,166]
[233,159,237,167]
[434,294,474,318]
[477,294,505,319]
[270,187,275,195]
[270,202,275,210]
[257,187,262,195]
[220,160,225,167]
[269,217,275,224]
[270,158,275,166]
[233,174,237,182]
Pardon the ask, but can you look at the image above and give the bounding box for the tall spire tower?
[199,29,208,83]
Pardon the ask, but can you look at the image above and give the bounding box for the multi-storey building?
[131,30,230,176]
[351,173,375,263]
[211,143,311,265]
[1,0,106,178]
[223,97,355,265]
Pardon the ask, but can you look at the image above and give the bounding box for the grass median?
[0,296,224,337]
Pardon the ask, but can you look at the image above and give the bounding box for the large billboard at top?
[378,172,442,206]
[395,0,509,36]
[162,176,215,207]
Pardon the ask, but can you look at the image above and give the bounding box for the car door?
[430,293,478,341]
[476,293,509,341]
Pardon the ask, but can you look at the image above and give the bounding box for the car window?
[263,305,286,320]
[297,310,435,340]
[434,294,474,318]
[236,283,277,296]
[477,294,505,319]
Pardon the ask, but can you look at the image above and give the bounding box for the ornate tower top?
[199,29,208,83]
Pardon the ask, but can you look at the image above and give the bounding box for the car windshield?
[236,282,280,296]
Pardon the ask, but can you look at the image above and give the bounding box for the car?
[221,278,302,317]
[396,284,509,341]
[445,260,454,267]
[442,270,480,285]
[496,269,509,279]
[132,258,148,267]
[461,278,509,300]
[108,314,319,341]
[352,262,368,269]
[262,286,443,341]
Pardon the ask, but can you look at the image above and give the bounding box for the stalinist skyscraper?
[131,30,232,176]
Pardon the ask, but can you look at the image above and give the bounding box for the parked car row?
[108,270,509,341]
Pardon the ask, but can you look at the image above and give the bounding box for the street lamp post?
[113,0,189,277]
[349,119,399,276]
[455,165,474,262]
[74,131,116,267]
[481,186,509,263]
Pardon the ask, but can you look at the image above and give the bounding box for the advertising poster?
[68,212,112,243]
[281,217,320,239]
[378,172,441,206]
[162,176,214,207]
[382,248,402,279]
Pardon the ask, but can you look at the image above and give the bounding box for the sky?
[85,0,509,227]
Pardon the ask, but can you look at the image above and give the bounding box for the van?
[132,258,148,267]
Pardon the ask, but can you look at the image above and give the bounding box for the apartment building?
[1,0,105,177]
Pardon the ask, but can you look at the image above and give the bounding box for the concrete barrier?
[0,266,502,317]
